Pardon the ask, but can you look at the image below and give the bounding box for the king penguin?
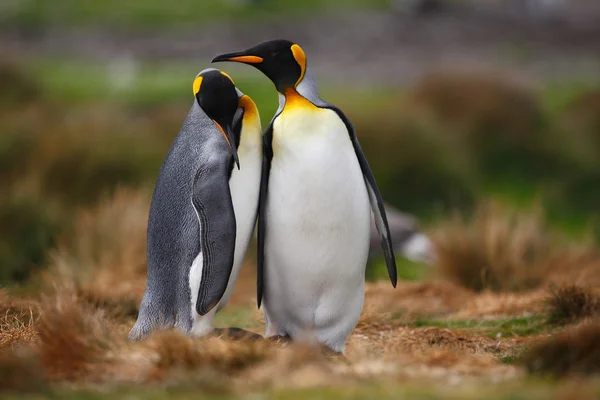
[212,40,397,353]
[129,68,262,340]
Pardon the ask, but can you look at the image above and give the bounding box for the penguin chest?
[271,107,370,221]
[229,125,262,255]
[267,107,371,304]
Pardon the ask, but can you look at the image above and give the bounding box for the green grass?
[498,347,530,365]
[410,315,550,338]
[540,81,600,115]
[29,60,276,111]
[213,305,262,331]
[367,257,431,282]
[3,0,390,30]
[28,59,394,116]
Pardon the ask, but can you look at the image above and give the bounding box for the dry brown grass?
[0,313,37,354]
[150,331,271,374]
[431,200,600,292]
[1,268,552,391]
[47,187,149,318]
[358,281,473,326]
[409,69,541,138]
[0,290,39,352]
[0,347,46,393]
[450,289,547,319]
[35,284,117,380]
[3,188,600,393]
[240,342,344,390]
[523,320,600,377]
[348,318,526,385]
[0,60,42,109]
[562,89,600,152]
[547,285,600,324]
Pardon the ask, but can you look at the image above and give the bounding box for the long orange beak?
[212,52,263,64]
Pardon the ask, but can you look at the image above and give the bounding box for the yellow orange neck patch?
[283,88,317,112]
[239,95,259,121]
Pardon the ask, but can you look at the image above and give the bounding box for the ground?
[2,190,600,399]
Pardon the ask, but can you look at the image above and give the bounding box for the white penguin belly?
[264,107,371,351]
[189,124,262,336]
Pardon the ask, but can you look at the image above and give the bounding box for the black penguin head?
[211,39,307,94]
[193,68,241,169]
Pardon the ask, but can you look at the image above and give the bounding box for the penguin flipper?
[328,106,398,288]
[192,156,237,315]
[256,122,274,309]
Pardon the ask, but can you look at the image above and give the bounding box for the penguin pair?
[131,40,397,354]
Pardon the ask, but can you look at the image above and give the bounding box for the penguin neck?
[283,89,314,108]
[238,95,262,154]
[239,95,259,126]
[276,66,324,115]
[295,66,322,104]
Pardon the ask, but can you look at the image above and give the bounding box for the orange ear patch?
[290,44,306,86]
[193,76,203,95]
[219,71,235,84]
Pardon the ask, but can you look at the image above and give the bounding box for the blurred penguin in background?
[369,203,437,266]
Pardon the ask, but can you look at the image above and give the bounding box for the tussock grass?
[0,194,60,284]
[411,314,549,338]
[0,104,165,283]
[408,70,579,189]
[0,60,42,108]
[49,187,149,317]
[561,89,600,152]
[150,331,271,374]
[30,120,164,206]
[36,285,116,380]
[410,70,541,139]
[354,108,475,217]
[432,200,600,292]
[523,320,600,377]
[547,285,600,324]
[0,290,39,352]
[0,347,46,393]
[2,61,599,286]
[0,312,37,354]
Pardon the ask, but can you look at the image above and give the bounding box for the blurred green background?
[1,0,600,284]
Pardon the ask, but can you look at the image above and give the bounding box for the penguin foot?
[319,345,348,362]
[211,327,264,341]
